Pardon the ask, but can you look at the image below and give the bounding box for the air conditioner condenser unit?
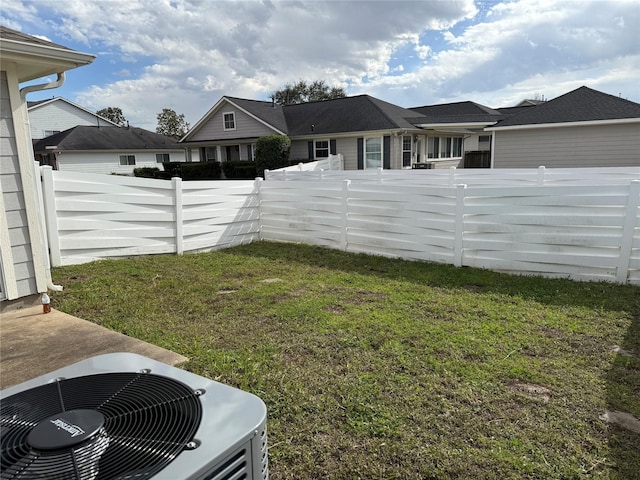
[0,352,268,479]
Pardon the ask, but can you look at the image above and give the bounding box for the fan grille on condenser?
[0,372,203,479]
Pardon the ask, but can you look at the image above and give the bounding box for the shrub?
[163,161,222,180]
[255,135,291,177]
[133,167,161,178]
[222,161,258,179]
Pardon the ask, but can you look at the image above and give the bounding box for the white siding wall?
[338,137,358,170]
[29,100,113,139]
[0,71,37,299]
[189,104,277,142]
[289,140,309,160]
[56,150,186,175]
[493,123,640,168]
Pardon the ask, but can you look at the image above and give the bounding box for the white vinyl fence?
[38,165,640,284]
[40,167,260,266]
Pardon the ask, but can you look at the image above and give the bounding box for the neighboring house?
[486,86,640,168]
[183,86,639,171]
[180,95,502,170]
[0,26,94,307]
[27,96,118,140]
[407,101,506,168]
[180,95,505,170]
[32,125,185,175]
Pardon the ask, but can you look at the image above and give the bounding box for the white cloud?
[3,0,638,128]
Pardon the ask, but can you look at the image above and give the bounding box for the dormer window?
[223,112,236,131]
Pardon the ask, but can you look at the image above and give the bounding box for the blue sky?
[3,0,639,131]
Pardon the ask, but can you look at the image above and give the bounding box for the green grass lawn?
[51,241,639,479]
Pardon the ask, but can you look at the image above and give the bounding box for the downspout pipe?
[20,72,66,292]
[20,72,66,100]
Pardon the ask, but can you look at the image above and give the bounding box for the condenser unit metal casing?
[0,353,268,480]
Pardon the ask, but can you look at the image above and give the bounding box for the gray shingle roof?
[494,86,640,128]
[225,97,288,133]
[409,101,504,124]
[218,95,425,137]
[0,26,71,50]
[33,126,181,152]
[283,95,422,135]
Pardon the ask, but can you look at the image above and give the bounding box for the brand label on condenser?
[50,418,86,437]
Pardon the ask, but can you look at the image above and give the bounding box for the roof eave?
[0,38,95,82]
[416,122,497,128]
[486,117,640,131]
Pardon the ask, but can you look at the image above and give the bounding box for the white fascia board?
[415,122,496,128]
[0,39,94,81]
[485,117,640,131]
[180,97,229,141]
[291,128,407,141]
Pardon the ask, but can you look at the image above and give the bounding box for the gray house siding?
[493,123,640,168]
[189,105,277,142]
[0,71,37,299]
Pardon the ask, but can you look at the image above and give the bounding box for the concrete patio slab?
[0,306,187,390]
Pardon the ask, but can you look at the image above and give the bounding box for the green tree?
[156,108,190,139]
[255,135,291,177]
[271,80,346,105]
[96,106,127,126]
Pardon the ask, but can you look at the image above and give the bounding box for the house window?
[119,154,136,166]
[427,137,439,159]
[427,136,463,159]
[201,147,217,162]
[247,144,256,161]
[402,136,412,167]
[43,130,60,137]
[315,140,329,158]
[364,137,382,169]
[223,112,236,130]
[156,153,170,163]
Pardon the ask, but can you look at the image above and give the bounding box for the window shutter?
[383,135,391,169]
[357,138,364,170]
[308,141,314,160]
[330,139,337,155]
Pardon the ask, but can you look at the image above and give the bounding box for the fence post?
[264,169,270,180]
[616,179,640,283]
[449,166,456,187]
[40,165,62,267]
[453,184,467,267]
[537,166,546,185]
[377,167,383,184]
[254,177,264,241]
[340,180,351,251]
[172,177,183,255]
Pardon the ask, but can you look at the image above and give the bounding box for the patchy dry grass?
[52,241,640,479]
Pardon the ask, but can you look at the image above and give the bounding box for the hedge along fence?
[39,165,640,284]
